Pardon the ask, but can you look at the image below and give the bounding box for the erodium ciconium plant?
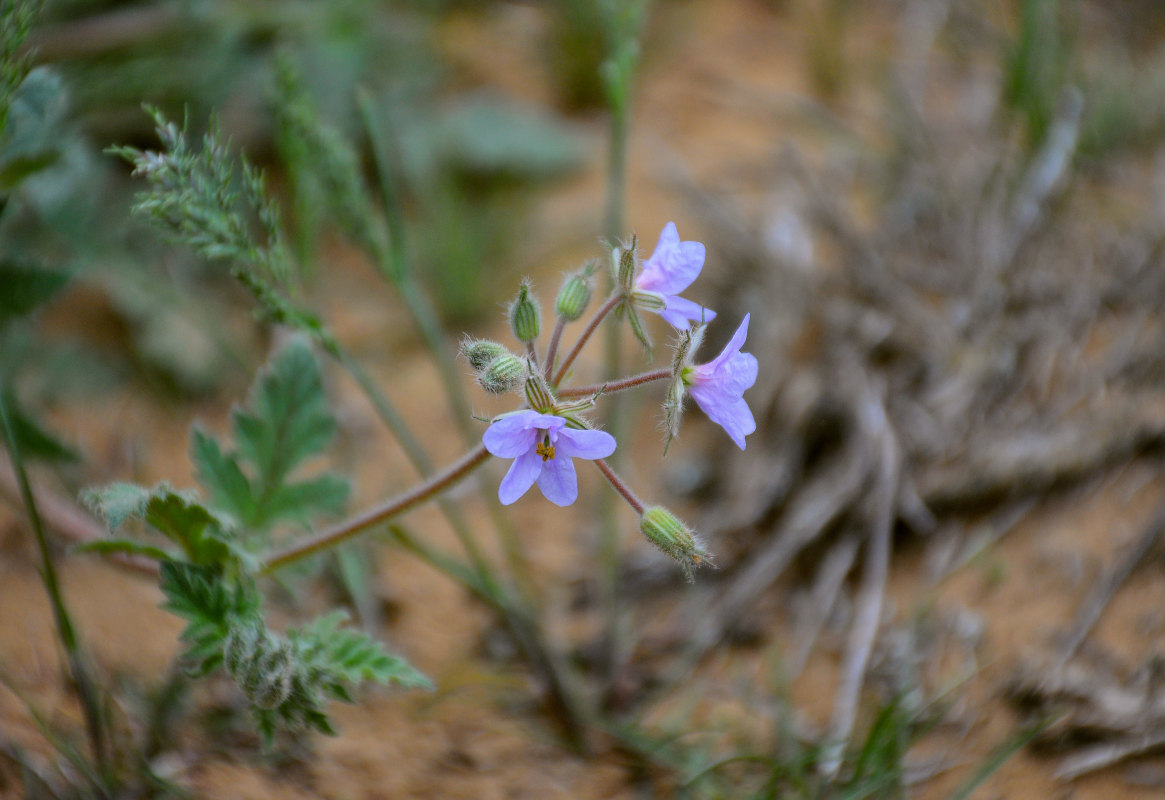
[93,105,758,747]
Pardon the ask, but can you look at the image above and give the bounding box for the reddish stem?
[552,294,621,387]
[556,368,670,398]
[263,444,492,572]
[594,458,645,514]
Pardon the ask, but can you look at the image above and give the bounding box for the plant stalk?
[556,368,669,398]
[552,293,622,387]
[0,383,108,776]
[263,444,491,572]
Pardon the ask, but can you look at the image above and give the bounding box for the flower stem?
[552,293,621,387]
[543,317,566,380]
[594,458,645,515]
[525,341,539,368]
[556,368,670,398]
[263,444,491,572]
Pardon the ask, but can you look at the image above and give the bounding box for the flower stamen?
[536,437,555,462]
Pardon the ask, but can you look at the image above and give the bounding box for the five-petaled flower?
[683,313,758,449]
[634,222,717,329]
[483,411,617,506]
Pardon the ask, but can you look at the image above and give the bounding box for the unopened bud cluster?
[223,622,297,711]
[461,338,527,394]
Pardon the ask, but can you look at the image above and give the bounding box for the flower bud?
[639,506,711,581]
[479,353,527,394]
[524,368,556,412]
[612,235,638,292]
[555,270,593,322]
[461,338,510,371]
[508,280,542,344]
[244,637,296,711]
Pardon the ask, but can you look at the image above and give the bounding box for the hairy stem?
[543,317,566,380]
[263,444,491,572]
[552,293,621,387]
[594,458,645,515]
[556,368,670,398]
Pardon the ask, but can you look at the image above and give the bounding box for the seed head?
[639,506,712,581]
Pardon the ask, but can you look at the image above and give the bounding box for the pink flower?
[684,314,757,449]
[635,222,716,329]
[483,411,617,506]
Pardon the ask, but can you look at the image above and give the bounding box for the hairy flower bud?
[508,280,541,344]
[245,637,296,711]
[524,368,556,412]
[639,506,711,581]
[461,338,510,371]
[479,353,526,394]
[555,270,593,322]
[612,235,639,292]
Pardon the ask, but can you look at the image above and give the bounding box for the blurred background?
[6,0,1165,797]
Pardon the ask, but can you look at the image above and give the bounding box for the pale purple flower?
[635,222,716,329]
[684,314,757,449]
[483,410,617,506]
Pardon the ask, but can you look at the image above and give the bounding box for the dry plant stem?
[1056,732,1165,780]
[0,387,108,776]
[1053,502,1165,672]
[552,294,621,387]
[594,459,645,514]
[543,318,566,380]
[262,444,491,572]
[824,397,901,778]
[556,368,670,399]
[787,533,860,681]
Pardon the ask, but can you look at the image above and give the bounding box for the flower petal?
[706,313,750,372]
[483,411,543,458]
[689,385,756,450]
[710,351,758,395]
[498,450,542,504]
[536,455,578,506]
[657,295,716,329]
[637,223,706,295]
[555,427,617,460]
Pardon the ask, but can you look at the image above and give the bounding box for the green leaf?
[82,482,152,532]
[159,560,260,675]
[0,68,66,190]
[190,428,255,523]
[0,260,69,326]
[234,337,334,488]
[72,539,173,562]
[82,482,244,568]
[192,336,348,531]
[265,475,348,525]
[3,393,77,463]
[143,488,236,566]
[293,610,432,693]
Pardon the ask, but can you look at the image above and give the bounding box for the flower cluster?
[463,221,757,577]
